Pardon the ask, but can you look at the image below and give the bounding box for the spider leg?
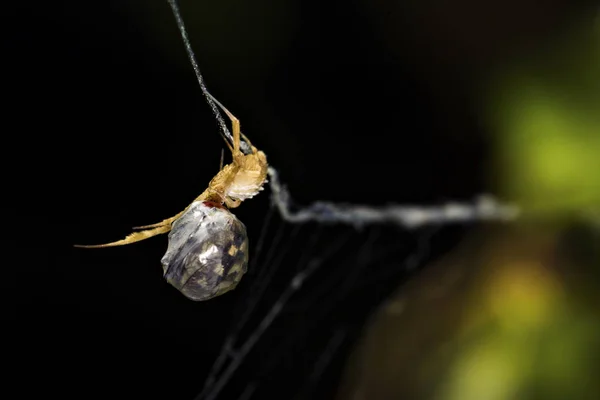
[131,211,186,230]
[225,197,241,209]
[74,225,171,248]
[240,131,255,152]
[218,129,235,154]
[207,93,241,156]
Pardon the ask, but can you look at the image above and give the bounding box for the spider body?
[75,94,267,300]
[200,146,268,208]
[162,201,248,301]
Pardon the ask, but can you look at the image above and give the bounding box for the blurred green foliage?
[486,23,600,212]
[340,14,599,400]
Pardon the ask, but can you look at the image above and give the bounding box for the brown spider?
[76,94,268,300]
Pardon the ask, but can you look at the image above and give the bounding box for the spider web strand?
[167,0,251,154]
[198,232,352,400]
[267,167,519,228]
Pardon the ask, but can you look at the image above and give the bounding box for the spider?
[76,94,268,300]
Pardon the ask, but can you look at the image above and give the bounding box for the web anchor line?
[267,167,519,228]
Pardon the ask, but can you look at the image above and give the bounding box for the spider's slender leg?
[218,129,235,155]
[240,131,255,152]
[225,197,241,209]
[207,93,241,155]
[131,210,186,230]
[230,113,241,155]
[74,225,171,248]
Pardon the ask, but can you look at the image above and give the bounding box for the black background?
[3,0,594,399]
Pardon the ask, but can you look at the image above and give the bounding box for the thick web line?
[267,167,519,228]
